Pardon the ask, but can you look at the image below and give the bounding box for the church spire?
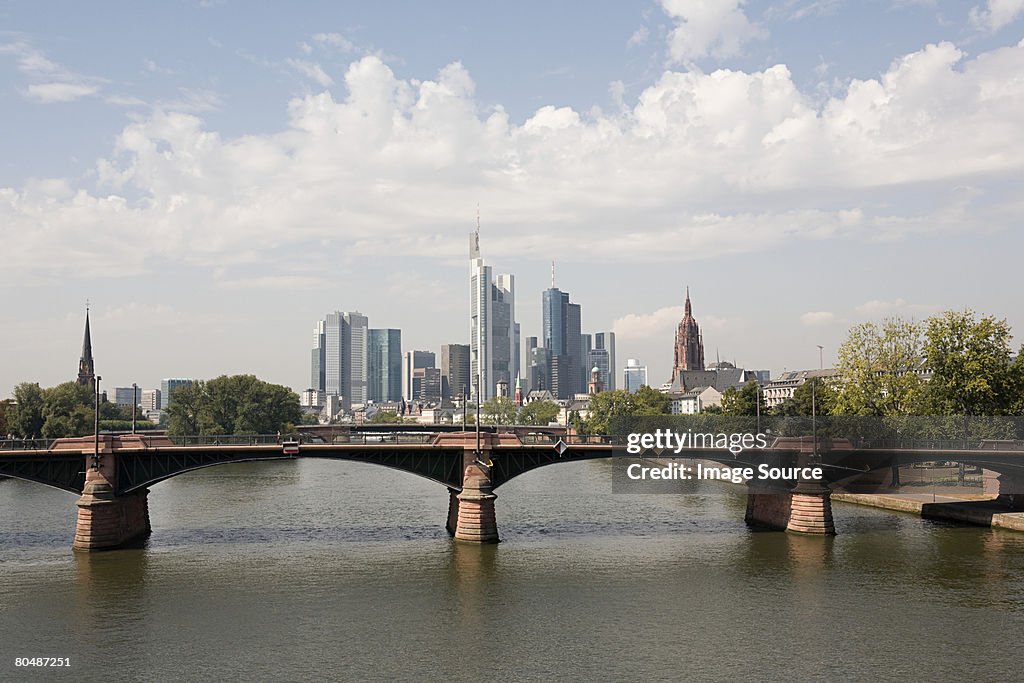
[77,304,95,391]
[684,286,692,317]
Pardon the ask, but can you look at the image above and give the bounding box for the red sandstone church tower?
[672,287,704,378]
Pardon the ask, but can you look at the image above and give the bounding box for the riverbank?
[833,491,1024,532]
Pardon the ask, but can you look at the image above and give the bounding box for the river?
[2,458,1024,681]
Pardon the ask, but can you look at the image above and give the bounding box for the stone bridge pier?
[744,449,835,535]
[436,433,517,544]
[57,436,152,551]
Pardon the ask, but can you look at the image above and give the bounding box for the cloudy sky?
[1,0,1023,397]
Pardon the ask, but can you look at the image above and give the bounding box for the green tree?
[580,390,636,435]
[775,378,837,417]
[41,382,93,438]
[923,310,1016,416]
[482,396,518,425]
[0,398,9,436]
[634,385,670,415]
[166,375,301,437]
[367,410,401,424]
[518,399,560,425]
[834,318,925,416]
[720,381,760,416]
[9,382,45,438]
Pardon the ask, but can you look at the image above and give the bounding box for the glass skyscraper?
[368,329,402,403]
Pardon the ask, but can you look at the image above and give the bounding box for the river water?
[2,459,1024,681]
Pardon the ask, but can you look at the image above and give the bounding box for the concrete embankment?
[833,492,1024,532]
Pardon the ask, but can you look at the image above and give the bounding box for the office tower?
[542,287,583,399]
[403,350,435,401]
[311,320,326,393]
[112,387,139,407]
[623,359,648,393]
[588,331,616,392]
[141,389,161,412]
[317,310,369,410]
[469,225,517,402]
[441,343,470,400]
[368,329,402,403]
[160,378,194,410]
[344,312,368,406]
[414,367,442,402]
[528,346,551,394]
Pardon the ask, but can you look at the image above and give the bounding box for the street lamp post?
[474,376,481,455]
[93,375,102,470]
[131,382,138,434]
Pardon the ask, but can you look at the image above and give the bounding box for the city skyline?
[2,1,1023,397]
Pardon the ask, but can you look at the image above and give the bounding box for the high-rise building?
[141,389,161,411]
[528,346,551,394]
[403,350,435,401]
[311,320,326,393]
[414,367,442,402]
[112,387,140,407]
[542,287,583,399]
[315,311,369,410]
[441,343,470,400]
[672,287,705,380]
[160,378,193,410]
[368,329,402,403]
[588,331,616,392]
[77,307,95,392]
[470,226,517,402]
[623,359,648,393]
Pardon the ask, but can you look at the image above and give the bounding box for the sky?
[1,0,1023,398]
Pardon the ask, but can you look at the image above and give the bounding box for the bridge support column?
[73,484,151,551]
[744,482,835,535]
[454,467,498,544]
[446,487,460,537]
[786,482,835,535]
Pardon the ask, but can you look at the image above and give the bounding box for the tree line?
[3,381,159,439]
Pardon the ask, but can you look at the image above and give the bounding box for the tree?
[720,381,760,416]
[166,375,301,437]
[580,390,636,435]
[923,310,1016,416]
[834,318,925,416]
[482,396,518,425]
[776,378,837,417]
[367,410,400,424]
[634,385,670,415]
[518,400,560,425]
[0,399,9,436]
[9,382,45,438]
[41,382,93,438]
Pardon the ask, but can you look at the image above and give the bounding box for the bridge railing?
[0,438,56,451]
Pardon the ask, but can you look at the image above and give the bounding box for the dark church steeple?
[77,305,95,391]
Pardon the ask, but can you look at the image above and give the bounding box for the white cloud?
[26,82,99,102]
[1,40,105,102]
[313,32,357,53]
[660,0,767,63]
[628,26,650,47]
[613,306,684,340]
[286,58,334,87]
[969,0,1024,31]
[800,311,835,326]
[1,39,1023,284]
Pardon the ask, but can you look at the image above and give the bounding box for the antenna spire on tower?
[551,261,556,289]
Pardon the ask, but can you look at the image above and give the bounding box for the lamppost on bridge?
[93,375,102,470]
[474,376,481,455]
[131,382,138,434]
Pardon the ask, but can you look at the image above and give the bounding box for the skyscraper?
[160,378,193,410]
[368,329,402,403]
[588,331,616,392]
[403,350,435,402]
[623,359,648,393]
[316,310,369,410]
[542,287,583,399]
[469,224,517,402]
[440,343,470,400]
[672,287,705,379]
[311,320,326,393]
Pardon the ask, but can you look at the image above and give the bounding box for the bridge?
[3,429,1024,551]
